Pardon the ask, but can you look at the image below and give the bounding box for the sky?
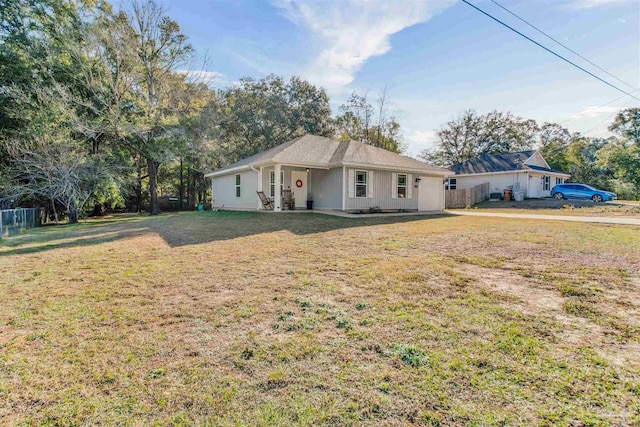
[157,0,639,157]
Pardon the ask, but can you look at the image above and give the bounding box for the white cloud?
[569,0,637,9]
[569,105,626,119]
[273,0,454,91]
[175,70,226,87]
[405,128,439,157]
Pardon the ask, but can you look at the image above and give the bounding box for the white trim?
[205,165,251,178]
[407,174,412,199]
[347,168,355,198]
[341,162,451,176]
[527,170,570,178]
[391,173,398,199]
[354,169,368,198]
[210,179,216,210]
[524,151,551,169]
[207,161,450,178]
[253,161,331,170]
[368,170,374,198]
[234,174,241,198]
[257,166,263,209]
[274,164,282,211]
[269,169,284,198]
[342,166,346,209]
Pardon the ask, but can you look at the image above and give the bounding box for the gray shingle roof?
[207,134,450,175]
[450,151,536,174]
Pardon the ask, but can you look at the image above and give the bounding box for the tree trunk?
[187,166,195,209]
[136,158,143,213]
[147,157,160,215]
[51,200,59,224]
[179,158,184,210]
[68,201,79,224]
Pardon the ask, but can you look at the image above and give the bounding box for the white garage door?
[418,177,444,211]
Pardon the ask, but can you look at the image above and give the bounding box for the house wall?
[530,173,567,198]
[524,152,548,168]
[455,172,529,196]
[211,169,258,209]
[308,168,343,209]
[344,168,420,211]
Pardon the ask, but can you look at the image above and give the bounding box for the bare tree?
[335,89,404,153]
[4,136,116,223]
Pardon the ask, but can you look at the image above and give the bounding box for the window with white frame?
[355,170,367,198]
[555,177,564,185]
[397,174,407,198]
[235,174,241,197]
[445,178,457,190]
[543,176,550,191]
[269,170,284,198]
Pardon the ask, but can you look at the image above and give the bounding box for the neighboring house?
[449,150,571,198]
[205,134,452,212]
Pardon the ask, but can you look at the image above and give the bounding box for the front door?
[529,175,541,198]
[418,177,444,211]
[291,171,308,209]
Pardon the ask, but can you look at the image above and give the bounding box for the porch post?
[274,164,282,211]
[257,167,263,210]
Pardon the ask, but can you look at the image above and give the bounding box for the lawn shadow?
[0,211,452,255]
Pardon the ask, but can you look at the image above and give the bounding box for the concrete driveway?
[446,210,640,226]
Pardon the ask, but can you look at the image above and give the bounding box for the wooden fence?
[445,182,490,208]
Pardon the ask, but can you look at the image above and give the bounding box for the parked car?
[550,184,617,202]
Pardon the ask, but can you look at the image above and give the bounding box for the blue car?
[550,183,617,202]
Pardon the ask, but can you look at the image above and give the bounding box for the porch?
[256,164,342,211]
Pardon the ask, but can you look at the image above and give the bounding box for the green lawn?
[1,212,639,426]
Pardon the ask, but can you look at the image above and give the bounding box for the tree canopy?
[421,108,640,200]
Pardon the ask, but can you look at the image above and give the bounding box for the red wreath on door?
[295,179,303,188]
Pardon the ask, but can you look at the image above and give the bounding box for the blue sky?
[160,0,639,157]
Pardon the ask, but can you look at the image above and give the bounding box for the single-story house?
[205,134,452,212]
[449,150,571,198]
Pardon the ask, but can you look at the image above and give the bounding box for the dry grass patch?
[470,199,640,218]
[1,212,639,426]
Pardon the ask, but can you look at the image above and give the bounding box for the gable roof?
[206,134,451,177]
[450,150,569,176]
[451,151,535,174]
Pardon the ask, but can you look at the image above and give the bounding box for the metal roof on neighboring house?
[206,134,451,176]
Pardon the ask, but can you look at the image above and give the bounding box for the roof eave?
[341,161,453,176]
[454,169,570,177]
[204,165,253,178]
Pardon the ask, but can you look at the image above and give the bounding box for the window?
[269,170,284,198]
[397,174,407,198]
[555,177,564,185]
[235,174,241,197]
[355,170,367,198]
[543,176,550,191]
[445,178,457,190]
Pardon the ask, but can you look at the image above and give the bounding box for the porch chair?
[282,189,296,210]
[256,191,274,210]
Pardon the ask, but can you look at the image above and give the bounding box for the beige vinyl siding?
[211,169,258,209]
[308,168,343,209]
[344,168,418,211]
